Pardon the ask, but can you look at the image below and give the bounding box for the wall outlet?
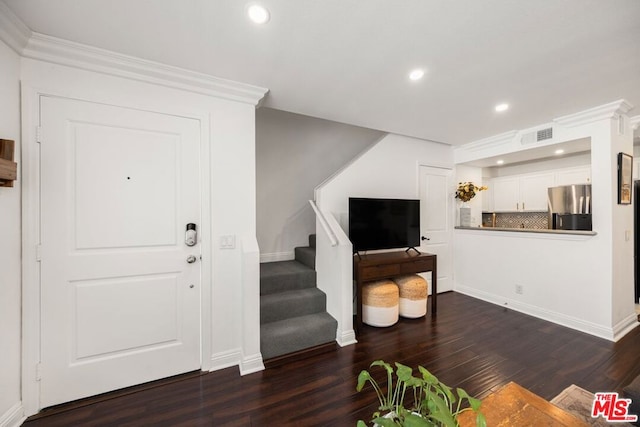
[515,284,524,295]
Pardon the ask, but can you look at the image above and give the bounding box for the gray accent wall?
[256,107,384,261]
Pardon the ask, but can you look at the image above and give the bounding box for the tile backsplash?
[482,211,548,229]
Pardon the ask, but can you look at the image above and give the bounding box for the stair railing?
[309,200,357,347]
[309,200,338,247]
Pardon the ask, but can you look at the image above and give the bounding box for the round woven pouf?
[393,275,428,318]
[362,279,399,327]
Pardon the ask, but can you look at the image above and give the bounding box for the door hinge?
[36,363,42,381]
[36,244,42,262]
[36,126,42,144]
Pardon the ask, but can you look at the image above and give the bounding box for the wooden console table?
[353,251,437,331]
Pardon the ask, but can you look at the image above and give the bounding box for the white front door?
[39,96,201,408]
[418,166,453,293]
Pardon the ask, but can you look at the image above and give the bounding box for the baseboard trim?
[264,342,337,369]
[260,251,294,263]
[613,313,640,342]
[239,352,265,376]
[455,285,616,341]
[209,348,241,372]
[337,330,357,347]
[0,402,25,427]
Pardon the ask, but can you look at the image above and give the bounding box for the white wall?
[0,38,22,426]
[256,108,383,261]
[316,133,453,227]
[454,164,484,227]
[19,55,264,414]
[314,133,452,346]
[454,230,611,334]
[454,103,636,341]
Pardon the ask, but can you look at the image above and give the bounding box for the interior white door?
[39,96,201,408]
[418,166,453,293]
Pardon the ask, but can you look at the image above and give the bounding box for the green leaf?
[371,360,393,375]
[439,383,456,405]
[357,370,372,392]
[356,421,369,427]
[395,363,413,382]
[456,388,470,400]
[403,412,431,427]
[475,412,487,427]
[424,394,457,426]
[418,366,438,385]
[468,396,482,412]
[371,416,399,427]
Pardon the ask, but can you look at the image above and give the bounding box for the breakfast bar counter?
[455,226,597,236]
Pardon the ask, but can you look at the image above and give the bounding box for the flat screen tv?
[348,197,420,253]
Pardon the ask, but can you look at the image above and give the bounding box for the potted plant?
[455,182,487,227]
[356,360,486,427]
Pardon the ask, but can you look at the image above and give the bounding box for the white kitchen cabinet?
[520,173,555,211]
[491,177,520,211]
[556,166,591,186]
[633,159,640,181]
[481,179,493,212]
[491,172,554,212]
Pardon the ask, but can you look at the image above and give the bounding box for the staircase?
[260,234,338,360]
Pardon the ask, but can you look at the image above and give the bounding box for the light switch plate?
[220,235,236,249]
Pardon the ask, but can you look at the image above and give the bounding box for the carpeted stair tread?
[261,312,338,360]
[260,288,327,324]
[294,246,316,269]
[260,261,316,295]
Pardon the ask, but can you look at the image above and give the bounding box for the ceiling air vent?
[521,127,553,145]
[537,127,553,141]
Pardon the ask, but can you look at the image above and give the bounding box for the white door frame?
[20,85,213,416]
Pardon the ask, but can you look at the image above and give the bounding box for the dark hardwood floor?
[25,292,640,426]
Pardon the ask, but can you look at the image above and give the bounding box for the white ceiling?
[4,0,640,146]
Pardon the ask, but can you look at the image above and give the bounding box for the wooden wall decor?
[0,139,17,187]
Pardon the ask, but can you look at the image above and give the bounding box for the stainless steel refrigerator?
[547,184,592,230]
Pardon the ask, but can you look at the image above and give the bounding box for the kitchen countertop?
[455,226,597,236]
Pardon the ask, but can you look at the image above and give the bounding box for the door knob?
[186,255,197,264]
[421,236,430,241]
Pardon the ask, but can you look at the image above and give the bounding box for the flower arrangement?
[455,182,487,203]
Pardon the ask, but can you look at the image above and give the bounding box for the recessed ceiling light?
[555,149,565,155]
[495,103,509,112]
[247,3,270,24]
[496,160,505,165]
[409,69,425,81]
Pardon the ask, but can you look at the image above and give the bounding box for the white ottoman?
[393,275,428,318]
[362,280,399,327]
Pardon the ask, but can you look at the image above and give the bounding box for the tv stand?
[353,251,437,333]
[405,246,420,255]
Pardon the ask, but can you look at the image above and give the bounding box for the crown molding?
[554,99,634,128]
[456,130,518,153]
[630,115,640,131]
[0,1,32,54]
[21,32,269,106]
